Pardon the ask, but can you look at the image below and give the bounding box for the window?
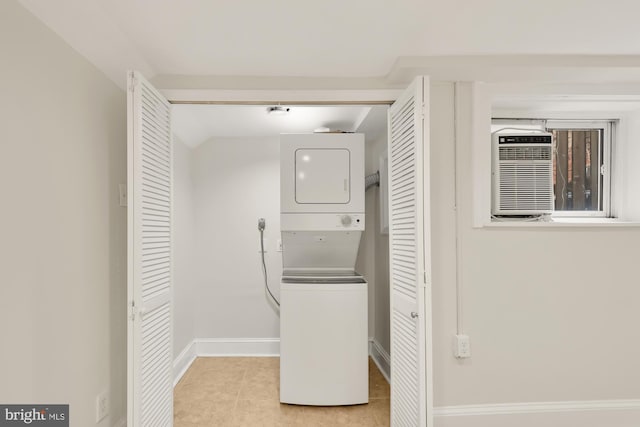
[491,119,613,217]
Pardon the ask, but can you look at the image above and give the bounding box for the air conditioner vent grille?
[498,163,554,211]
[499,146,551,161]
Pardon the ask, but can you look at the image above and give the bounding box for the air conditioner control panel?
[498,135,552,144]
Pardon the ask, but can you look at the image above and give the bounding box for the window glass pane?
[550,129,603,211]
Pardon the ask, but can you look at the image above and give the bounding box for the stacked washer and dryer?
[279,133,369,406]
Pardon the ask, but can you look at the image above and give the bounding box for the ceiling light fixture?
[267,106,290,116]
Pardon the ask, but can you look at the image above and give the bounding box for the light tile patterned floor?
[174,357,390,426]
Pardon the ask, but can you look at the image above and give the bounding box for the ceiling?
[492,95,640,115]
[172,105,388,148]
[16,0,640,89]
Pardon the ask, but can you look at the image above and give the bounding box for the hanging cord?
[491,127,548,135]
[258,218,280,307]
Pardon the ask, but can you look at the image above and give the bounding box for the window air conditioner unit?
[492,133,554,215]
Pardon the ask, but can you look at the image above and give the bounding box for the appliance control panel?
[338,214,363,228]
[280,213,365,231]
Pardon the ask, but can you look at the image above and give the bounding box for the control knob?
[340,215,353,227]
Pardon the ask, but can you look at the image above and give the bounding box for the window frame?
[545,120,612,218]
[491,118,614,218]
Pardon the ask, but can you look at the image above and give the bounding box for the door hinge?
[128,72,138,93]
[130,300,136,321]
[423,271,428,287]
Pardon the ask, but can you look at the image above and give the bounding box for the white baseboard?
[369,338,390,383]
[434,400,640,427]
[173,341,197,386]
[196,338,280,357]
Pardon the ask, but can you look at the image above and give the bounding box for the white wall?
[181,132,385,347]
[419,1,640,56]
[430,82,640,412]
[363,134,391,355]
[355,191,376,340]
[621,110,640,220]
[173,136,196,356]
[429,82,459,407]
[0,1,126,426]
[356,140,380,342]
[355,106,391,355]
[191,136,282,340]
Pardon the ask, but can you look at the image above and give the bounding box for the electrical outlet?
[454,334,471,358]
[96,391,109,423]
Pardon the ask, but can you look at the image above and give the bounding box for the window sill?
[485,217,640,228]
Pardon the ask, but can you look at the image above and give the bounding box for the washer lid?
[282,270,365,284]
[281,277,366,284]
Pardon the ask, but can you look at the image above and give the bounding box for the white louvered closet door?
[127,71,174,427]
[388,76,432,427]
